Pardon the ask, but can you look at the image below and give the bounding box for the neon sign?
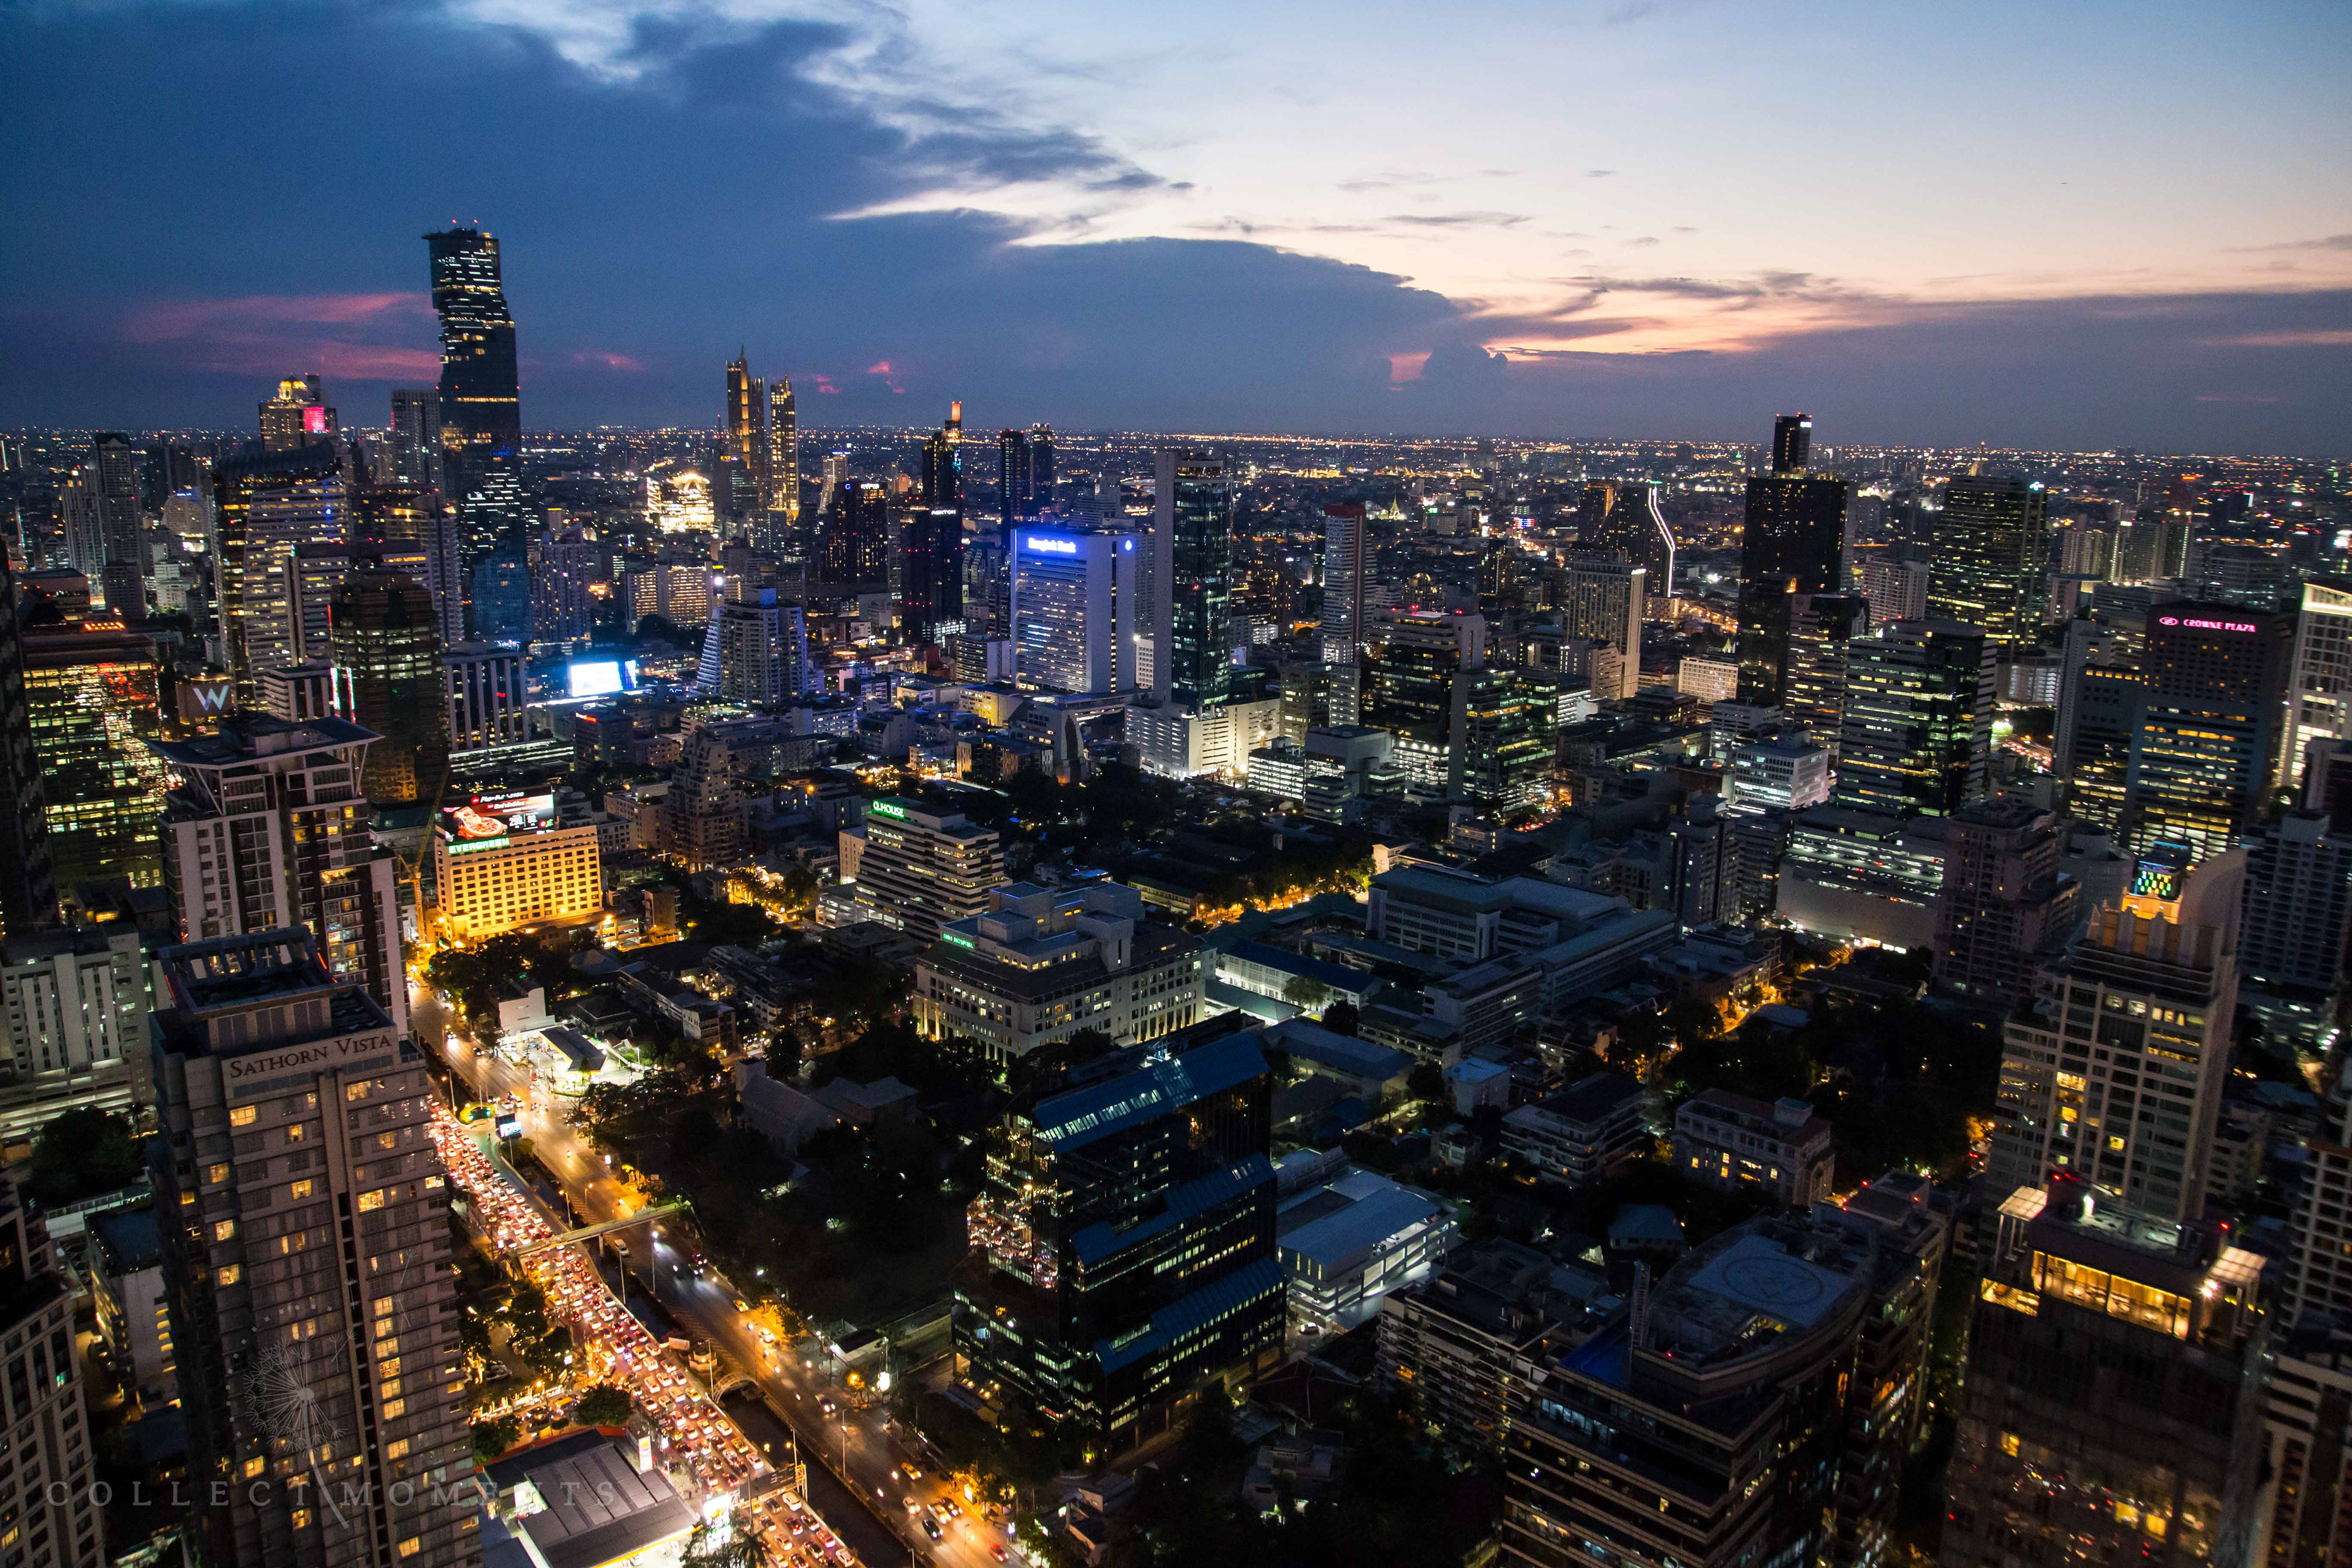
[870,800,908,821]
[1023,535,1079,556]
[2157,616,2256,634]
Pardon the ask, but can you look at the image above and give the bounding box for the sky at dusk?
[3,0,2348,451]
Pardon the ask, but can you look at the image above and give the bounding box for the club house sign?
[225,1032,399,1099]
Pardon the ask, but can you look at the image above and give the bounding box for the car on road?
[990,1547,1008,1563]
[903,1496,919,1514]
[921,1514,943,1542]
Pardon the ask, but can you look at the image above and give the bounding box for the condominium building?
[2236,810,2352,1049]
[843,796,1007,941]
[153,715,408,1036]
[443,641,528,753]
[23,622,168,894]
[1932,796,2081,1012]
[2279,575,2352,793]
[151,930,475,1568]
[912,881,1205,1061]
[429,791,604,943]
[1671,1088,1835,1207]
[0,1177,103,1566]
[0,925,147,1141]
[1376,1240,1601,1460]
[1500,1072,1644,1186]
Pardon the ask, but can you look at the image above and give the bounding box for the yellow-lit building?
[430,791,603,941]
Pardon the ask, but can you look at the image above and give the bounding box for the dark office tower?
[1030,423,1055,508]
[899,508,965,647]
[1928,474,2050,650]
[953,1027,1282,1452]
[1931,796,2077,1012]
[2236,810,2352,1050]
[0,1178,104,1564]
[258,374,336,454]
[1739,420,1850,706]
[820,481,891,589]
[765,375,797,530]
[724,350,768,518]
[1578,479,1675,590]
[152,930,475,1568]
[2120,603,2291,861]
[89,431,146,617]
[1152,448,1235,709]
[1942,1178,2265,1568]
[1771,411,1812,473]
[426,227,522,556]
[0,558,56,940]
[997,428,1033,533]
[328,571,448,807]
[1784,591,1871,760]
[386,388,442,492]
[467,550,530,642]
[921,404,963,518]
[1833,620,1995,817]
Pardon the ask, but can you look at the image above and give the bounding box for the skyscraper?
[899,507,965,646]
[152,929,475,1568]
[1151,448,1234,710]
[695,580,810,705]
[2233,809,2352,1049]
[0,557,56,940]
[2279,575,2352,793]
[0,1177,103,1565]
[1363,610,1488,798]
[89,431,146,617]
[997,428,1033,534]
[1011,529,1141,694]
[153,714,409,1035]
[1784,592,1871,760]
[258,374,336,453]
[765,375,797,530]
[1986,845,2241,1221]
[1578,478,1674,594]
[386,388,442,492]
[1928,474,2051,650]
[22,623,167,895]
[1738,416,1850,705]
[1931,796,2078,1012]
[426,227,522,557]
[723,350,767,530]
[1028,423,1055,511]
[234,475,349,692]
[1833,620,1995,817]
[328,570,448,807]
[1560,558,1645,701]
[2119,602,2291,861]
[820,481,890,588]
[1321,503,1368,723]
[921,403,963,520]
[529,527,597,647]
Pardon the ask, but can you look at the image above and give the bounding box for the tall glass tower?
[1738,413,1849,706]
[426,227,521,558]
[1151,448,1234,710]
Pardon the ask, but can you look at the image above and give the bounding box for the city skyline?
[1,2,2346,451]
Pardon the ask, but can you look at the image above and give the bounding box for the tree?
[1283,974,1333,1014]
[681,1514,771,1568]
[764,1029,804,1081]
[1321,1000,1361,1038]
[571,1384,633,1428]
[1408,1061,1447,1107]
[26,1109,146,1206]
[472,1414,522,1462]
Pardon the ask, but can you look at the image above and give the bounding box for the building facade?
[1832,620,1995,818]
[429,792,603,943]
[1671,1088,1836,1207]
[1928,474,2051,650]
[844,796,1008,941]
[23,624,167,894]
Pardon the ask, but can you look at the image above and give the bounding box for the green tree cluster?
[25,1109,146,1206]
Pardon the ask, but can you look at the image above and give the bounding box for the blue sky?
[2,0,2347,450]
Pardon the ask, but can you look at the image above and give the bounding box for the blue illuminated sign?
[1024,534,1079,555]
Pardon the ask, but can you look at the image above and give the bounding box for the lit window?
[289,1180,313,1200]
[244,1457,265,1478]
[382,1398,405,1420]
[386,1438,410,1461]
[208,1163,231,1185]
[356,1190,386,1213]
[216,1265,241,1286]
[230,1105,257,1127]
[398,1538,422,1559]
[347,1083,370,1102]
[213,1219,236,1242]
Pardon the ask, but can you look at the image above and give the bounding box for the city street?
[434,1017,1025,1568]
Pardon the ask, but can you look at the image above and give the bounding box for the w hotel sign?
[176,677,234,725]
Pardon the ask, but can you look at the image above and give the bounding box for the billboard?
[442,791,556,845]
[566,658,640,698]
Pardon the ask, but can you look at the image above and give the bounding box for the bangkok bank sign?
[2157,615,2258,635]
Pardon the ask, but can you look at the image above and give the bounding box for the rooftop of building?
[1029,1029,1268,1153]
[89,1204,161,1275]
[154,929,391,1052]
[1276,1169,1447,1273]
[1264,1020,1407,1082]
[1643,1210,1878,1373]
[1677,1088,1831,1143]
[1521,1071,1642,1130]
[149,712,380,768]
[510,1438,696,1568]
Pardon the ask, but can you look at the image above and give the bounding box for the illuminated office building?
[900,506,965,646]
[1321,503,1369,722]
[228,473,348,695]
[2119,603,2291,861]
[724,351,769,529]
[327,571,448,807]
[152,929,476,1568]
[844,796,1007,941]
[1560,558,1644,701]
[1011,529,1141,694]
[1784,592,1871,760]
[153,715,408,1035]
[1577,479,1674,594]
[22,623,167,893]
[1152,449,1235,710]
[1832,620,1994,818]
[1738,414,1849,706]
[820,480,891,588]
[386,388,441,492]
[0,559,56,939]
[89,431,146,617]
[766,376,798,530]
[427,227,522,555]
[430,791,603,941]
[998,428,1034,533]
[1928,474,2051,650]
[257,373,336,453]
[921,402,963,520]
[2280,575,2352,793]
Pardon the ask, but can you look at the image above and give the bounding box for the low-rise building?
[1275,1163,1457,1332]
[1672,1088,1835,1207]
[1501,1072,1645,1186]
[89,1202,175,1401]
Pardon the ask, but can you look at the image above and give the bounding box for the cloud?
[1384,211,1530,228]
[111,292,440,379]
[565,350,645,371]
[2203,329,2352,348]
[1586,170,1616,178]
[2230,234,2352,253]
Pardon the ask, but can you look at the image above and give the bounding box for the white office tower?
[1010,529,1141,695]
[695,579,812,704]
[235,478,347,688]
[1727,732,1831,812]
[443,641,528,752]
[1322,503,1369,723]
[1560,558,1645,701]
[1986,844,2243,1223]
[151,715,409,1036]
[258,660,337,723]
[2280,575,2352,792]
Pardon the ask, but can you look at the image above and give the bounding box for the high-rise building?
[1832,620,1994,818]
[427,227,522,556]
[0,557,56,941]
[2279,575,2352,793]
[1784,591,1871,760]
[287,541,354,664]
[723,351,768,530]
[386,388,442,492]
[2234,809,2352,1050]
[1931,796,2078,1012]
[443,641,527,756]
[1928,474,2051,650]
[23,623,167,894]
[820,480,890,588]
[467,549,530,641]
[1363,610,1485,797]
[695,580,810,705]
[257,373,336,453]
[2119,602,2291,861]
[1152,449,1235,710]
[1457,665,1555,810]
[151,929,475,1568]
[1028,424,1056,510]
[1986,845,2241,1220]
[765,377,798,532]
[226,470,347,696]
[1855,554,1931,627]
[327,571,448,807]
[1942,1178,2265,1568]
[900,507,965,646]
[89,431,147,617]
[1578,478,1674,595]
[1321,503,1369,722]
[844,796,1007,941]
[260,662,337,725]
[353,488,464,648]
[1560,558,1645,701]
[920,403,963,523]
[954,1026,1282,1450]
[431,791,602,941]
[152,715,409,1035]
[0,925,148,1134]
[529,528,597,647]
[0,1177,104,1565]
[997,428,1033,534]
[1010,529,1141,695]
[1738,417,1850,705]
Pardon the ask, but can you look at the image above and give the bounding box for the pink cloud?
[1387,350,1431,383]
[865,360,894,375]
[566,350,645,372]
[116,292,439,379]
[812,375,841,394]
